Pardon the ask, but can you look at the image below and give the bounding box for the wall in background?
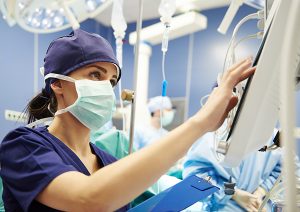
[1,4,300,155]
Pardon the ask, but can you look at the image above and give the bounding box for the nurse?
[134,96,174,150]
[0,29,255,211]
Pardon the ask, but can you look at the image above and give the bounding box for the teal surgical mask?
[161,110,175,127]
[45,73,116,131]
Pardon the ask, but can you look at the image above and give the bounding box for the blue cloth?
[44,29,121,95]
[183,132,282,211]
[134,125,168,149]
[0,126,129,212]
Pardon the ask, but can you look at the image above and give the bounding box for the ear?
[50,80,63,95]
[153,110,161,118]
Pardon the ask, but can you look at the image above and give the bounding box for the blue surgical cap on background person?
[43,29,121,95]
[148,96,172,113]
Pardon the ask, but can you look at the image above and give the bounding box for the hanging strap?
[44,73,75,82]
[26,117,54,128]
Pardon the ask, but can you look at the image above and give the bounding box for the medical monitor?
[217,0,300,167]
[265,0,275,19]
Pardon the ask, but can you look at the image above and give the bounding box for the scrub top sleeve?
[0,130,77,211]
[260,158,282,192]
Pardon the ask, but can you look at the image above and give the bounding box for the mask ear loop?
[44,73,76,116]
[44,73,76,82]
[26,117,54,128]
[47,104,55,115]
[26,74,77,128]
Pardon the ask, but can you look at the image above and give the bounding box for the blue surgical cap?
[148,96,172,113]
[43,29,121,95]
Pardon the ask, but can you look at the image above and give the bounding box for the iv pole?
[128,0,144,154]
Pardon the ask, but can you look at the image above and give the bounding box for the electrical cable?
[258,173,282,211]
[222,11,264,75]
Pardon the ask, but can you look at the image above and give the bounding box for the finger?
[223,60,253,87]
[237,67,256,83]
[247,205,258,212]
[251,199,260,209]
[248,193,259,198]
[229,57,253,71]
[232,59,253,77]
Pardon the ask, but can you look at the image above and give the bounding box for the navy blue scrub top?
[0,126,129,212]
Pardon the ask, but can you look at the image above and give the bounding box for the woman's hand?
[233,188,261,211]
[253,187,267,212]
[253,186,266,200]
[193,57,255,132]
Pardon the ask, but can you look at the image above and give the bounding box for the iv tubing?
[258,173,282,211]
[222,12,261,75]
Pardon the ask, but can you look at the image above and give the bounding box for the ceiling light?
[0,0,112,34]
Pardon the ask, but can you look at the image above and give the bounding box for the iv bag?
[158,0,176,20]
[111,0,127,37]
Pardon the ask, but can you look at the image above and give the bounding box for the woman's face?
[55,61,118,109]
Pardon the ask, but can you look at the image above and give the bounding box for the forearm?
[85,116,207,210]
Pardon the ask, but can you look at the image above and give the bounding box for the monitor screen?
[226,25,271,141]
[217,0,300,167]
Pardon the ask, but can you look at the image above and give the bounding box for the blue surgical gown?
[183,132,282,211]
[0,126,129,212]
[134,125,168,149]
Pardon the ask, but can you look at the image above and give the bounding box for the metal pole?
[129,99,135,153]
[129,0,144,154]
[184,33,194,121]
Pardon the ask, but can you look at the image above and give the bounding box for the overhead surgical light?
[218,0,266,35]
[218,0,244,34]
[245,0,265,9]
[0,0,112,33]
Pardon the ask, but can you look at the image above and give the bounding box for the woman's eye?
[89,71,101,80]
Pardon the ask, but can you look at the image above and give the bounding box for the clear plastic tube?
[160,42,168,130]
[162,51,166,81]
[115,38,126,131]
[111,0,127,132]
[162,25,170,53]
[158,0,176,131]
[222,12,261,75]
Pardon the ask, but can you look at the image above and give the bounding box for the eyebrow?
[87,64,118,79]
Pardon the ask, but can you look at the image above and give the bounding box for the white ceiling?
[95,0,231,26]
